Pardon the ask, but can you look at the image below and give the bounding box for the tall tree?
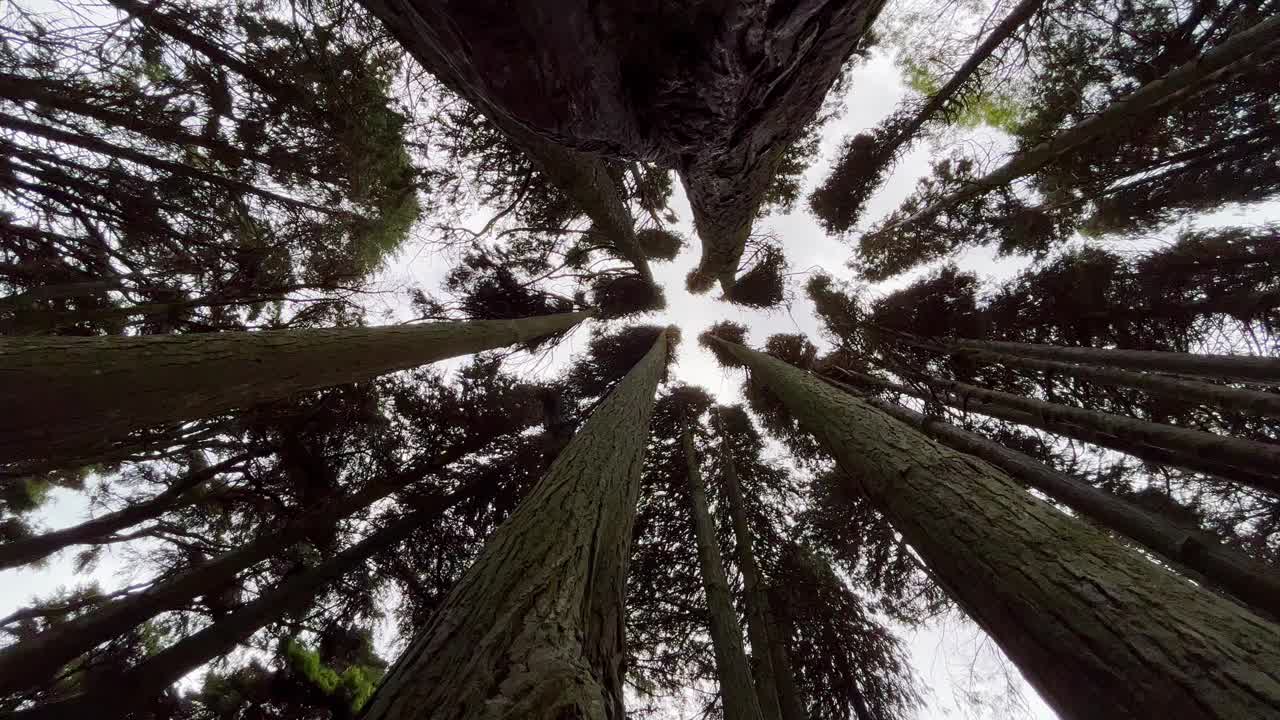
[706,331,1280,719]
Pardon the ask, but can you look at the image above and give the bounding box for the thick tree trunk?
[716,414,784,720]
[360,332,668,720]
[0,453,251,570]
[358,0,884,290]
[716,338,1280,719]
[827,377,1280,620]
[834,366,1280,493]
[952,337,1280,384]
[865,15,1280,243]
[914,372,1280,490]
[682,421,766,720]
[0,311,589,468]
[9,485,482,720]
[0,441,482,696]
[928,342,1280,418]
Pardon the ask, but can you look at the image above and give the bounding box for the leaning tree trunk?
[716,413,784,720]
[919,339,1280,418]
[0,453,253,570]
[716,338,1280,719]
[825,377,1280,620]
[862,15,1280,245]
[682,421,766,720]
[360,332,668,720]
[833,366,1279,494]
[0,311,589,469]
[358,0,884,291]
[950,337,1280,385]
[10,483,486,720]
[0,440,483,696]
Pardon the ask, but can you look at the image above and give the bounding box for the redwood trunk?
[682,421,766,720]
[953,337,1280,384]
[0,312,589,468]
[717,414,784,720]
[828,377,1280,620]
[0,453,251,570]
[360,333,668,720]
[719,338,1280,719]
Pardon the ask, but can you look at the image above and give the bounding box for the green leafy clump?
[285,639,384,713]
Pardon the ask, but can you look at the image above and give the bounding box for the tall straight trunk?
[10,485,482,720]
[716,413,783,720]
[951,337,1280,384]
[764,603,807,720]
[863,15,1280,244]
[0,312,589,468]
[0,441,483,696]
[0,453,252,570]
[921,340,1280,418]
[826,377,1280,620]
[912,372,1280,490]
[361,332,668,720]
[682,421,766,720]
[834,366,1278,493]
[716,338,1280,719]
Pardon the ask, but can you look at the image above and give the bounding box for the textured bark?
[0,442,481,696]
[828,378,1280,620]
[931,343,1280,418]
[836,366,1280,493]
[682,421,766,720]
[360,333,668,720]
[0,312,589,468]
[0,453,251,570]
[10,488,479,720]
[915,373,1280,491]
[358,0,884,289]
[866,15,1280,242]
[717,339,1280,720]
[952,337,1280,385]
[716,414,783,720]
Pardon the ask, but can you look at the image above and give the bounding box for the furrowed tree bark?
[10,483,485,720]
[825,377,1280,620]
[910,339,1280,418]
[357,0,884,291]
[360,332,668,720]
[863,15,1280,244]
[951,337,1280,385]
[833,366,1280,493]
[682,420,766,720]
[0,311,589,468]
[0,440,484,696]
[716,338,1280,719]
[0,453,252,570]
[915,373,1280,490]
[716,412,783,720]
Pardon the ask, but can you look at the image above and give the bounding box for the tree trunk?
[682,420,766,720]
[834,366,1280,494]
[358,0,884,290]
[716,338,1280,720]
[716,412,784,720]
[913,372,1280,491]
[0,453,252,570]
[360,332,668,720]
[952,337,1280,384]
[0,440,485,696]
[865,15,1280,243]
[9,485,482,720]
[929,342,1280,418]
[0,311,589,469]
[764,603,807,720]
[826,377,1280,620]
